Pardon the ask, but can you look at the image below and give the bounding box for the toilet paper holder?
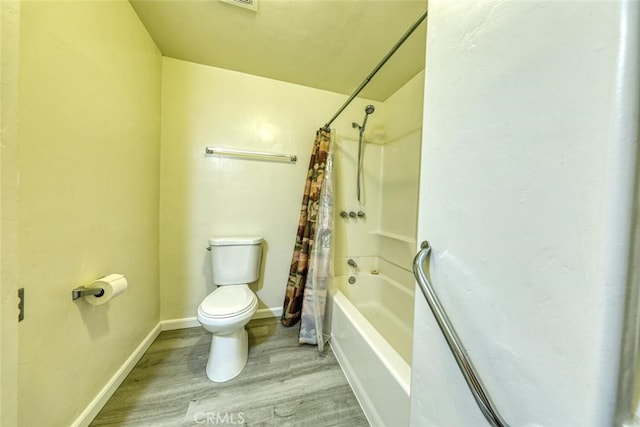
[71,286,104,301]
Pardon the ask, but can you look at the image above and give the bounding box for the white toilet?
[197,236,262,382]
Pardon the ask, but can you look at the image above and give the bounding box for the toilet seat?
[199,286,257,319]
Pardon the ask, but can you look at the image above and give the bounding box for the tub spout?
[347,259,358,268]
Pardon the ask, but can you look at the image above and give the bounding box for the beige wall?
[1,1,20,426]
[16,1,162,425]
[159,57,383,320]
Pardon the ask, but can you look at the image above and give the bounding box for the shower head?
[360,105,374,132]
[352,105,374,134]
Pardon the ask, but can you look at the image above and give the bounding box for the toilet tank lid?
[208,236,263,246]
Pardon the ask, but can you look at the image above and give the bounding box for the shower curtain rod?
[323,8,428,129]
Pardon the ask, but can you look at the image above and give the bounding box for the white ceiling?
[129,0,427,101]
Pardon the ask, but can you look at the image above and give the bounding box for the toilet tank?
[208,236,263,285]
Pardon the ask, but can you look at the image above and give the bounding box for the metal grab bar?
[413,241,510,427]
[205,146,297,163]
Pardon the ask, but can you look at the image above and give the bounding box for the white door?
[410,1,640,426]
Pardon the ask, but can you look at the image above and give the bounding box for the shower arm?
[413,241,511,427]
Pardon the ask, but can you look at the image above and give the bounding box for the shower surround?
[328,71,424,426]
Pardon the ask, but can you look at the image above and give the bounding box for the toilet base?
[205,328,249,382]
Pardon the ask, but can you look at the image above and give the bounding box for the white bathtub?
[330,273,413,427]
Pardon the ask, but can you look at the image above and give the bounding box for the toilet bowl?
[197,285,258,382]
[197,236,262,382]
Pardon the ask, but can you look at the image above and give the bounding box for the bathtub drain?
[348,276,356,284]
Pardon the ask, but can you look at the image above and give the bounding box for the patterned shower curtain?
[281,128,333,340]
[298,139,333,350]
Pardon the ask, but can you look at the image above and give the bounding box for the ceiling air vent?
[219,0,258,12]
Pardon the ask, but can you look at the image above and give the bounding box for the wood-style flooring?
[91,318,369,427]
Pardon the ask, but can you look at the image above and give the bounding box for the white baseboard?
[72,322,162,427]
[160,317,200,331]
[160,307,282,331]
[254,306,282,320]
[74,306,283,426]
